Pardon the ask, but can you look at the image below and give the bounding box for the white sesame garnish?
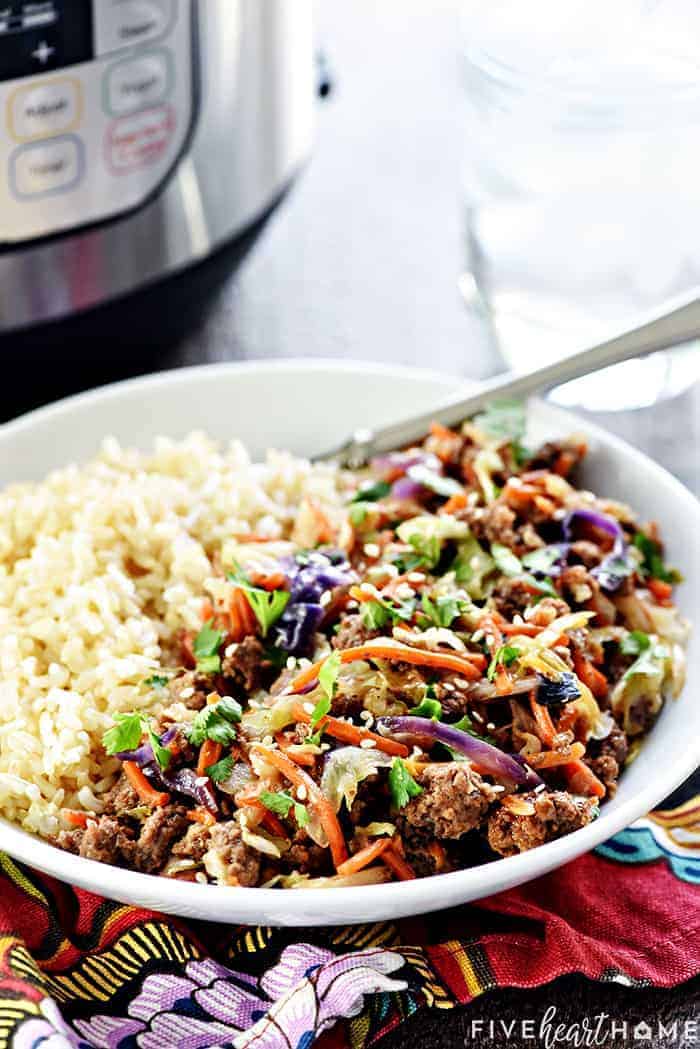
[471,710,484,723]
[363,542,380,558]
[195,776,209,788]
[347,600,359,611]
[512,614,524,626]
[407,572,426,584]
[470,555,481,570]
[454,678,470,690]
[286,656,297,670]
[195,872,208,884]
[384,564,399,578]
[492,784,505,794]
[359,582,375,595]
[471,629,485,643]
[262,735,274,747]
[224,644,238,659]
[180,686,195,700]
[395,583,414,600]
[523,606,537,621]
[442,681,455,692]
[359,738,376,749]
[320,743,331,752]
[302,702,315,715]
[534,782,546,794]
[320,590,331,607]
[486,722,496,731]
[296,784,308,801]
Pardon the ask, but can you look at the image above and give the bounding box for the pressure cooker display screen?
[0,1,93,81]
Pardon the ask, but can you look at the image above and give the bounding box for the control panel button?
[94,0,174,56]
[8,76,82,141]
[10,134,84,198]
[106,104,176,173]
[104,50,171,116]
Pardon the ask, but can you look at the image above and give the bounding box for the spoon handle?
[318,288,700,466]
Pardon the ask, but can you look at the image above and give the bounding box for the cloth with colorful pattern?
[1,788,699,1049]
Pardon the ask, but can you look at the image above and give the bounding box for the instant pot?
[0,0,314,341]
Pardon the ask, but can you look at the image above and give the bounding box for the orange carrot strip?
[197,739,222,778]
[250,572,288,592]
[564,760,606,799]
[62,810,91,828]
[430,420,460,441]
[529,692,557,748]
[123,761,169,807]
[648,578,673,603]
[382,846,417,881]
[440,491,468,515]
[187,808,216,827]
[292,703,409,758]
[234,588,258,637]
[274,732,317,767]
[495,667,514,695]
[336,838,392,877]
[528,742,586,769]
[201,599,215,622]
[573,652,609,700]
[241,798,288,839]
[252,746,348,868]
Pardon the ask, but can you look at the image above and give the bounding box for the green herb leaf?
[620,630,651,657]
[633,533,682,584]
[260,790,309,827]
[193,619,226,675]
[360,592,415,631]
[408,697,443,719]
[473,400,529,463]
[294,802,310,828]
[186,696,242,748]
[319,650,342,704]
[147,725,172,771]
[419,592,468,628]
[451,714,496,745]
[351,479,391,503]
[227,565,290,637]
[103,712,144,756]
[143,674,169,690]
[388,758,423,809]
[487,644,521,681]
[205,754,235,783]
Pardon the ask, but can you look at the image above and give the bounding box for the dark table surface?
[3,2,699,1045]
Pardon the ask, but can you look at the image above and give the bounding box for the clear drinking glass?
[460,0,700,410]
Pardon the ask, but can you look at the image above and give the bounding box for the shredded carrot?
[336,838,392,877]
[430,420,460,442]
[573,652,609,700]
[187,808,216,827]
[197,739,222,778]
[501,621,543,637]
[292,703,409,758]
[235,587,258,637]
[200,598,215,622]
[529,692,556,747]
[274,732,317,766]
[288,640,482,695]
[249,571,288,592]
[232,533,278,543]
[62,810,91,828]
[180,631,196,669]
[528,742,586,769]
[123,761,169,807]
[309,498,336,545]
[648,578,673,604]
[252,745,348,867]
[565,760,606,799]
[426,840,447,872]
[382,845,417,881]
[494,666,514,695]
[241,798,288,839]
[440,491,468,515]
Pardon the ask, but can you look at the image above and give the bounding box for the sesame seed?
[320,590,331,607]
[195,776,208,788]
[359,582,375,595]
[180,686,194,700]
[364,542,380,558]
[262,734,274,747]
[472,629,485,643]
[224,644,238,658]
[442,681,455,692]
[286,656,297,670]
[395,583,414,600]
[407,571,425,584]
[486,722,496,731]
[347,600,359,610]
[470,555,481,570]
[296,784,308,801]
[384,564,399,578]
[492,784,505,794]
[195,872,208,884]
[359,709,371,721]
[454,678,470,690]
[471,710,484,723]
[512,614,524,626]
[534,782,546,794]
[302,702,315,715]
[320,743,331,752]
[359,738,376,749]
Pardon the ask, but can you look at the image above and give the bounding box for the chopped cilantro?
[360,592,415,631]
[419,592,468,628]
[408,696,442,719]
[147,725,173,771]
[193,619,225,675]
[103,712,144,756]
[205,754,235,783]
[486,644,521,681]
[351,479,391,503]
[388,758,423,809]
[143,674,169,690]
[473,400,529,464]
[620,630,651,657]
[451,713,496,745]
[319,650,342,704]
[227,564,290,637]
[633,533,682,584]
[186,696,242,748]
[260,790,309,827]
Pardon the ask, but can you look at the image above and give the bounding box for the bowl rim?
[1,357,699,922]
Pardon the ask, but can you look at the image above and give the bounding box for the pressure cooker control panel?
[0,0,194,243]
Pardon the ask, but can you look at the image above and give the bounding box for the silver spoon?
[316,288,700,467]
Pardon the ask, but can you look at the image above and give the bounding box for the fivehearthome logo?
[465,1007,698,1047]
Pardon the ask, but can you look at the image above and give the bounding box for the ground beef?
[560,565,617,624]
[171,823,212,864]
[168,670,216,711]
[280,829,330,877]
[202,821,261,887]
[585,726,628,798]
[56,816,135,865]
[126,805,190,874]
[221,635,267,693]
[332,614,382,651]
[525,439,586,476]
[400,763,496,841]
[458,502,520,549]
[492,577,538,619]
[487,790,598,857]
[569,540,603,569]
[102,774,139,817]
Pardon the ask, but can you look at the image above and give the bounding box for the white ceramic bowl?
[1,360,698,926]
